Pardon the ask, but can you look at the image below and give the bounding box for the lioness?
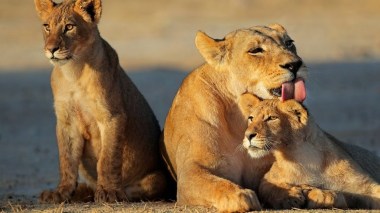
[239,94,380,209]
[34,0,166,203]
[161,24,308,212]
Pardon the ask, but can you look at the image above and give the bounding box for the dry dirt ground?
[0,0,380,212]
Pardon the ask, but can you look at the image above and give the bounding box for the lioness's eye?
[43,24,50,32]
[65,24,75,32]
[285,40,294,48]
[265,116,278,122]
[248,47,264,55]
[248,116,254,122]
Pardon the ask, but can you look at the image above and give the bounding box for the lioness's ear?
[268,23,287,33]
[238,93,261,117]
[74,0,102,23]
[195,31,229,68]
[279,100,308,125]
[34,0,56,20]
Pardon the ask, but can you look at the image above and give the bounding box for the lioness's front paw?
[95,186,127,203]
[305,188,347,209]
[216,189,261,212]
[39,189,71,204]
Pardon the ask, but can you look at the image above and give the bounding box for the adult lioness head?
[239,94,309,158]
[196,24,307,102]
[34,0,101,66]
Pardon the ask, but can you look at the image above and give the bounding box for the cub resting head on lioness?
[239,94,380,210]
[162,24,380,212]
[34,0,167,203]
[162,24,308,212]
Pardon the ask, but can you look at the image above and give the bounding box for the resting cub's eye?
[248,47,264,55]
[43,24,50,32]
[248,116,254,122]
[285,40,294,48]
[265,115,278,122]
[65,24,75,32]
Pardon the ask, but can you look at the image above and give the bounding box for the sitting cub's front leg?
[40,117,84,204]
[94,116,127,203]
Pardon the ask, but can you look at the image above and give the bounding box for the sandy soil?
[0,0,379,212]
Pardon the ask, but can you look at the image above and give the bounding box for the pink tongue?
[281,79,306,102]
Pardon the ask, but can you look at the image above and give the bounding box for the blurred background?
[0,0,379,203]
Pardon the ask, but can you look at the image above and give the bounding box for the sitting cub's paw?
[273,186,306,209]
[39,189,71,204]
[304,188,347,209]
[216,189,261,212]
[95,186,127,203]
[71,183,94,203]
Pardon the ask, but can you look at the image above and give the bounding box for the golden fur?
[161,24,308,212]
[34,0,167,203]
[239,94,380,209]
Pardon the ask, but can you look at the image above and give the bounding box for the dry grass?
[1,200,213,213]
[1,198,379,213]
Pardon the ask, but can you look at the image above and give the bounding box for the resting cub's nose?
[246,133,257,141]
[280,60,303,75]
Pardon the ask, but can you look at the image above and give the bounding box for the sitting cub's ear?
[238,93,261,117]
[268,23,287,33]
[195,31,230,68]
[34,0,56,20]
[74,0,102,23]
[279,100,308,125]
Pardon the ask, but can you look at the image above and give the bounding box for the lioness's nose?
[280,60,303,75]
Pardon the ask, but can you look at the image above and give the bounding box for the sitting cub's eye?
[43,24,50,32]
[285,40,294,48]
[265,115,278,122]
[248,116,254,122]
[65,24,75,32]
[248,47,264,55]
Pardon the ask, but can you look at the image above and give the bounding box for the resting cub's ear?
[74,0,102,23]
[34,0,56,20]
[268,23,287,33]
[278,100,308,125]
[238,93,261,117]
[195,31,230,68]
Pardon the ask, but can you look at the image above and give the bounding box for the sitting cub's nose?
[280,60,303,75]
[46,44,59,54]
[48,46,59,54]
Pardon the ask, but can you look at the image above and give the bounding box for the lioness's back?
[334,139,380,182]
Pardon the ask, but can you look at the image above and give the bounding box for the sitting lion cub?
[34,0,166,203]
[239,94,380,209]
